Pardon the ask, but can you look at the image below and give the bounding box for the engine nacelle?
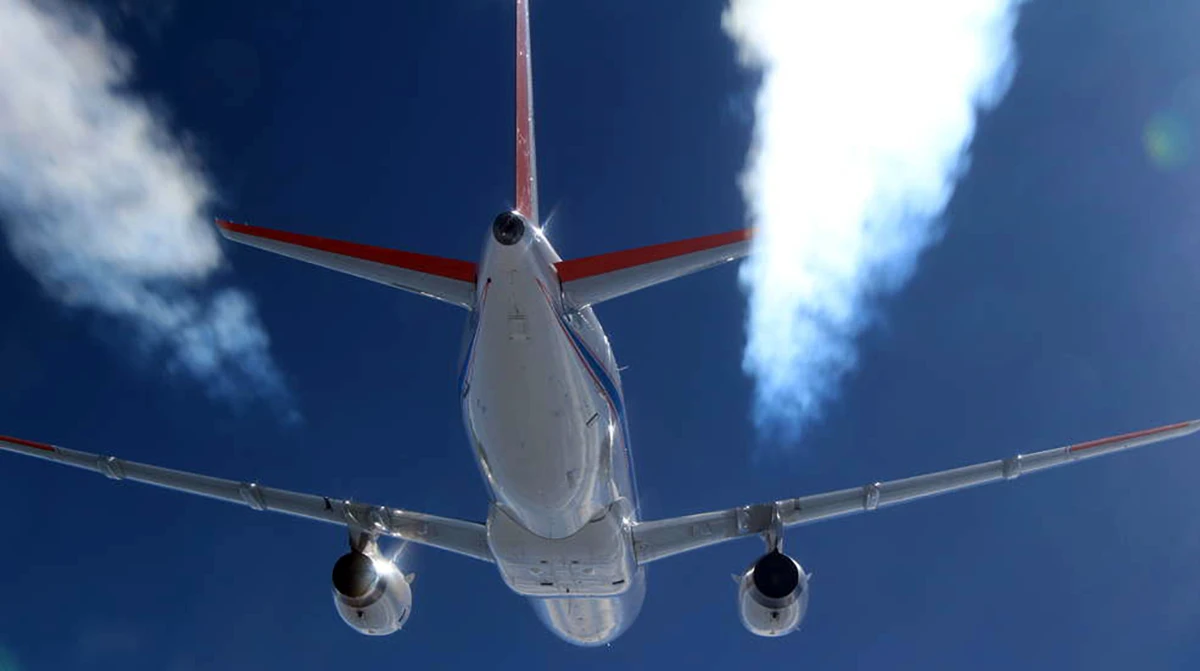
[331,550,413,636]
[737,551,809,637]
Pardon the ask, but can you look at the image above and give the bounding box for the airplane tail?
[516,0,538,225]
[212,0,550,310]
[217,1,750,312]
[514,3,751,307]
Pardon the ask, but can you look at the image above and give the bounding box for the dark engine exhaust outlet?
[331,549,414,636]
[737,550,809,637]
[332,550,378,599]
[492,211,527,245]
[752,550,800,600]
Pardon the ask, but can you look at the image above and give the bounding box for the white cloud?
[0,0,288,405]
[724,0,1025,442]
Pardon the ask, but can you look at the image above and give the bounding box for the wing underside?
[0,434,493,563]
[217,220,478,309]
[555,228,752,308]
[632,420,1200,564]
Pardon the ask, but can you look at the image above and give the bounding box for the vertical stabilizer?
[515,0,539,224]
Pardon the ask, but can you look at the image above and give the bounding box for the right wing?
[0,434,493,563]
[632,419,1200,564]
[217,219,478,309]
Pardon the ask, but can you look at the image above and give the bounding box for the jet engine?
[331,549,413,636]
[737,550,809,637]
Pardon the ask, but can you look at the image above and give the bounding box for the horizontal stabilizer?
[555,229,752,307]
[217,220,477,309]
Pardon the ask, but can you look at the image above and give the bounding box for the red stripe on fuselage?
[216,220,477,283]
[0,435,55,452]
[1067,421,1191,453]
[555,229,752,282]
[515,0,537,221]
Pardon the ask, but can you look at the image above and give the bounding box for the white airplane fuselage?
[460,219,645,645]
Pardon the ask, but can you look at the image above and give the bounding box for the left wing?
[632,419,1200,564]
[0,434,493,563]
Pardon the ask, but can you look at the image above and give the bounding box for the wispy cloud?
[724,0,1025,443]
[0,0,289,405]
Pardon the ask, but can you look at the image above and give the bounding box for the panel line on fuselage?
[458,259,641,530]
[457,278,492,394]
[534,280,626,423]
[533,278,640,517]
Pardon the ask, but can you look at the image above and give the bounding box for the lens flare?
[0,646,20,671]
[387,540,414,574]
[1144,112,1190,171]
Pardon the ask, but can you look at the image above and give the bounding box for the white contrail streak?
[724,0,1025,442]
[0,0,289,404]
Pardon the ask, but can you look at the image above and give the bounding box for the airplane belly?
[529,572,646,647]
[464,281,612,539]
[487,501,644,647]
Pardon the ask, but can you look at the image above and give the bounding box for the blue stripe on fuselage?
[561,325,625,424]
[557,316,640,515]
[459,275,640,514]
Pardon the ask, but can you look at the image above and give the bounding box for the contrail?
[723,0,1025,443]
[0,0,289,406]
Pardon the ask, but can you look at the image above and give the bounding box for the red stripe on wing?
[554,229,752,282]
[0,435,56,452]
[216,220,477,283]
[1067,421,1191,453]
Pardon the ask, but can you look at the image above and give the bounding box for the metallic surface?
[332,552,413,636]
[738,553,808,637]
[459,216,647,641]
[631,419,1200,564]
[530,569,646,646]
[462,223,628,540]
[2,0,1200,648]
[216,220,478,308]
[0,435,494,562]
[514,0,538,222]
[487,500,637,597]
[556,229,753,307]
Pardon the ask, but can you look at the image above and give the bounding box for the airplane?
[2,0,1197,647]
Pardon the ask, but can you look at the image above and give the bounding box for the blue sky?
[3,0,1200,668]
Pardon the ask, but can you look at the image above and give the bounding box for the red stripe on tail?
[515,0,538,223]
[216,220,477,283]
